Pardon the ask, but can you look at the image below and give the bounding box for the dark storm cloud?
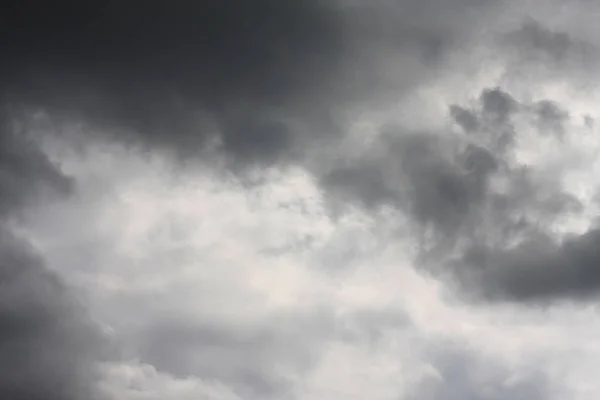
[322,87,520,224]
[0,227,104,400]
[449,90,517,152]
[1,0,349,166]
[457,227,600,302]
[0,4,520,397]
[0,1,598,399]
[0,0,502,171]
[0,113,105,398]
[322,124,501,236]
[321,86,594,302]
[0,112,73,213]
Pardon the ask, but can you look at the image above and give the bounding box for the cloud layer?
[3,0,600,399]
[0,112,105,399]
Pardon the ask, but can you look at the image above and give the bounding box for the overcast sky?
[3,1,600,399]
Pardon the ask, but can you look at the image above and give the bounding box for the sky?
[2,0,600,399]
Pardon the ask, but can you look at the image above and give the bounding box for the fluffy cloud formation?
[320,85,598,301]
[3,0,600,399]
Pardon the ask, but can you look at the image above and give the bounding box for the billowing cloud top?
[2,0,600,399]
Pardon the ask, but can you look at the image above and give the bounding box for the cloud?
[320,85,594,302]
[19,137,600,399]
[0,226,105,400]
[0,111,73,213]
[502,19,598,69]
[129,311,336,399]
[0,112,106,399]
[458,227,600,301]
[406,343,551,400]
[1,0,346,168]
[1,0,504,173]
[98,360,244,400]
[5,1,600,399]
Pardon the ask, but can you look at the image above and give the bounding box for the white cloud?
[9,134,600,399]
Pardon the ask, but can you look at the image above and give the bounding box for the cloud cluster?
[3,0,600,399]
[320,84,599,302]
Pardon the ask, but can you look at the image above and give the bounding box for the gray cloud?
[2,0,348,168]
[3,2,600,399]
[0,114,106,399]
[502,19,598,68]
[0,111,73,214]
[407,344,552,400]
[130,312,334,399]
[1,0,502,173]
[3,0,596,310]
[322,126,501,237]
[498,17,600,88]
[532,100,570,137]
[320,86,592,302]
[0,226,104,400]
[457,228,600,302]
